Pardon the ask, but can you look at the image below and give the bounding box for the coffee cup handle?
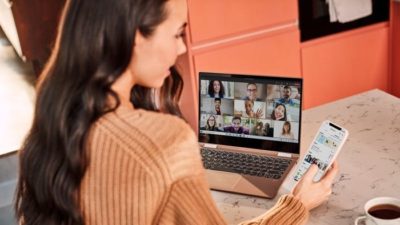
[354,216,367,225]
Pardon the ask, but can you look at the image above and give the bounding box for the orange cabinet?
[188,0,297,44]
[391,1,400,97]
[301,23,389,109]
[193,28,301,79]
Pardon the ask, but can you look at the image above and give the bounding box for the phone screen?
[293,121,347,182]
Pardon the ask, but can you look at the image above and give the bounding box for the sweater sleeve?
[157,173,308,225]
[239,195,309,225]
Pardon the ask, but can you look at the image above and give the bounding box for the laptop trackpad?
[206,170,242,190]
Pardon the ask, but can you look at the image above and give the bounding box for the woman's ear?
[134,30,146,47]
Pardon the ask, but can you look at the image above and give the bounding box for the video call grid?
[199,78,302,144]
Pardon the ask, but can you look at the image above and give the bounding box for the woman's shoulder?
[101,107,202,180]
[96,107,196,149]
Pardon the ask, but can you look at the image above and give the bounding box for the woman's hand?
[291,161,339,211]
[255,108,263,118]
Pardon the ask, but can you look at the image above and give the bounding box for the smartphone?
[292,120,348,183]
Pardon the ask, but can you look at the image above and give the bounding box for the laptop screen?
[199,72,302,154]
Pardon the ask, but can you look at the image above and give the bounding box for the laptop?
[198,72,302,198]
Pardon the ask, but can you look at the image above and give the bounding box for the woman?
[281,121,295,139]
[252,121,265,136]
[203,115,219,131]
[263,122,273,137]
[208,80,225,98]
[15,0,338,224]
[271,103,287,121]
[244,99,263,119]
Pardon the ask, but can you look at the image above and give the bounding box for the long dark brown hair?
[15,0,183,225]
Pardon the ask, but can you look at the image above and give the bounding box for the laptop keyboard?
[200,148,291,180]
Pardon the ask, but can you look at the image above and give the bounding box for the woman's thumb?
[302,164,319,183]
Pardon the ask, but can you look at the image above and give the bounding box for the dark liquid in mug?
[368,204,400,220]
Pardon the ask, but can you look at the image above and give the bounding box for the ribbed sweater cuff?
[239,194,309,225]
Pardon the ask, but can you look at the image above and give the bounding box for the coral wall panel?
[302,24,389,108]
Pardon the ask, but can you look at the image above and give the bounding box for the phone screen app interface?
[294,124,345,181]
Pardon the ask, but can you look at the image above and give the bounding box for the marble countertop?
[211,89,400,225]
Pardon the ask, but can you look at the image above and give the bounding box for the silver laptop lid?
[199,72,303,155]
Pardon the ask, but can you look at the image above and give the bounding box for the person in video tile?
[277,85,297,106]
[223,116,249,134]
[207,80,225,98]
[263,122,274,137]
[201,115,220,131]
[252,121,265,136]
[280,121,294,139]
[214,98,222,115]
[294,85,301,100]
[244,100,263,118]
[271,103,287,121]
[242,83,262,101]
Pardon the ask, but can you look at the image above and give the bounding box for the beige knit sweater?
[80,107,308,225]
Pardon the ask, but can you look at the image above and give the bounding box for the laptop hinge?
[277,152,292,158]
[203,143,218,149]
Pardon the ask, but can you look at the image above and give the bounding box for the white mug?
[354,197,400,225]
